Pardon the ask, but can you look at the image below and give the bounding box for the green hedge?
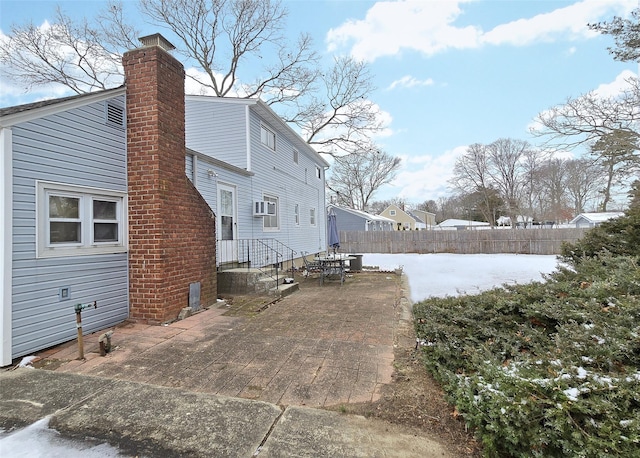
[414,253,640,457]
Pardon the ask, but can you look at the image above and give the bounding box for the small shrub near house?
[414,205,640,457]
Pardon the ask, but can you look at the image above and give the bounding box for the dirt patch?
[329,344,481,457]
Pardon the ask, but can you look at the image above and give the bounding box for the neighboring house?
[0,33,326,366]
[435,219,491,230]
[326,204,394,232]
[184,95,329,266]
[380,204,425,230]
[570,212,624,228]
[411,209,436,229]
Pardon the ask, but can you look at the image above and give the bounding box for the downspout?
[245,105,251,172]
[0,128,13,366]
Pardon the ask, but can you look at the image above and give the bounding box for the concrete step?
[218,268,298,296]
[270,282,299,298]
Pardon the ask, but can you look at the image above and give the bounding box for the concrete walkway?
[0,272,455,457]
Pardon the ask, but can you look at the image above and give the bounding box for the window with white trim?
[310,207,316,226]
[260,124,276,151]
[294,203,300,226]
[390,210,396,216]
[37,182,127,257]
[315,166,321,179]
[263,194,279,231]
[293,150,298,164]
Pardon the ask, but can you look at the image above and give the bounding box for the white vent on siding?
[106,102,124,129]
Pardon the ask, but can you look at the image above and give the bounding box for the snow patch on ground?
[363,253,559,302]
[0,417,126,457]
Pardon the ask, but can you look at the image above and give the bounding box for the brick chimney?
[123,34,216,324]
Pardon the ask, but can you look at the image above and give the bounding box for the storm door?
[218,183,237,264]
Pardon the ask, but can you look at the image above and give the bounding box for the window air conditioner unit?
[254,201,276,216]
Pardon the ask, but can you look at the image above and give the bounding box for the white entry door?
[218,183,237,264]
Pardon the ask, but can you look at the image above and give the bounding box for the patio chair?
[301,252,322,276]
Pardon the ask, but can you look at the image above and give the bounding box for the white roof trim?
[0,87,126,128]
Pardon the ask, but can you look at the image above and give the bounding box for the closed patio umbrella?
[327,208,340,254]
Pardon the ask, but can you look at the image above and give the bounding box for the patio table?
[314,255,355,285]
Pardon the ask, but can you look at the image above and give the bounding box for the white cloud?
[327,0,481,61]
[481,0,627,46]
[592,69,638,98]
[387,75,434,90]
[383,145,468,201]
[326,0,634,62]
[184,67,228,96]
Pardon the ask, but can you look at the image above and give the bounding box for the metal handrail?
[216,238,297,285]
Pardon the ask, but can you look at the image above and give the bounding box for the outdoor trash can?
[349,254,363,271]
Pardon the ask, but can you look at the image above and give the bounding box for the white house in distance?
[570,212,624,228]
[435,219,491,230]
[0,34,328,366]
[327,204,394,232]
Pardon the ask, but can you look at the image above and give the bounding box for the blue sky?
[1,0,637,204]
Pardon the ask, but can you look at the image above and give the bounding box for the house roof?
[0,87,126,127]
[569,212,624,224]
[328,204,394,223]
[187,148,254,177]
[405,210,425,224]
[184,95,330,168]
[436,219,490,227]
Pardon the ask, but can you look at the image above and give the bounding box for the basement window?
[37,181,127,258]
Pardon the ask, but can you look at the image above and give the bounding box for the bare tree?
[531,77,640,151]
[485,138,531,225]
[2,0,384,160]
[450,139,536,226]
[437,195,468,222]
[139,0,319,105]
[564,158,603,214]
[536,158,571,222]
[285,57,384,156]
[450,143,498,225]
[327,149,401,211]
[589,7,640,63]
[417,199,438,214]
[0,4,132,94]
[519,148,548,221]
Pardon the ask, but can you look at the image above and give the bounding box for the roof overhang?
[0,87,126,128]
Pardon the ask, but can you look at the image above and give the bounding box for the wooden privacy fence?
[339,228,589,255]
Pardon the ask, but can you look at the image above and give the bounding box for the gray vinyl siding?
[10,96,129,358]
[332,208,368,232]
[185,98,248,169]
[247,110,326,255]
[185,98,327,260]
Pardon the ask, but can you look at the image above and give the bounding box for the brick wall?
[123,43,216,324]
